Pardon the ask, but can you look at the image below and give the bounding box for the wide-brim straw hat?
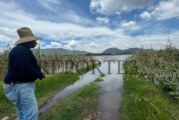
[15,27,42,45]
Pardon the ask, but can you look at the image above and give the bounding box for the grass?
[0,83,16,118]
[0,63,97,119]
[100,73,105,77]
[0,73,79,119]
[95,77,104,82]
[94,73,105,82]
[35,73,79,105]
[40,83,100,120]
[122,61,179,120]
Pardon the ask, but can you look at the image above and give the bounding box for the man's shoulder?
[12,45,29,51]
[11,45,30,55]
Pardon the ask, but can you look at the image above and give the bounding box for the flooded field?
[39,55,131,120]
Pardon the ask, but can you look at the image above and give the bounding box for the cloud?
[151,0,179,20]
[0,27,17,45]
[96,17,110,25]
[85,42,98,48]
[1,0,179,53]
[36,41,62,49]
[138,0,179,21]
[0,35,11,43]
[132,31,179,49]
[42,40,91,50]
[121,21,139,31]
[50,41,62,48]
[121,21,136,28]
[38,0,62,12]
[140,11,151,20]
[64,39,79,49]
[83,42,103,53]
[0,1,110,42]
[90,0,154,15]
[37,0,92,25]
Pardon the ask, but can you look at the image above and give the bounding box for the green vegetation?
[0,47,96,81]
[100,73,105,77]
[94,73,105,82]
[0,50,9,81]
[40,83,99,120]
[36,73,79,105]
[0,48,97,119]
[122,46,179,120]
[122,73,179,120]
[95,77,104,82]
[0,55,98,119]
[130,46,179,99]
[0,83,16,118]
[0,73,79,119]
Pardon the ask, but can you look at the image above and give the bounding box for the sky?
[0,0,179,53]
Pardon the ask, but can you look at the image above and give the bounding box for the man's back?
[4,44,42,84]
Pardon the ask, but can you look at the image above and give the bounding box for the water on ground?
[39,55,130,120]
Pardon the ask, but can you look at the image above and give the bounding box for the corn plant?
[0,44,11,81]
[126,44,179,99]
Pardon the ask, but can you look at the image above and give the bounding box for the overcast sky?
[0,0,179,52]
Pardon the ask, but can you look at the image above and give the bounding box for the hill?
[33,47,141,55]
[102,47,141,54]
[33,48,90,55]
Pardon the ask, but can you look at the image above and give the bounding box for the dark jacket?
[4,44,44,84]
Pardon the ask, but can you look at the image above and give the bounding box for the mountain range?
[102,48,141,54]
[33,47,141,55]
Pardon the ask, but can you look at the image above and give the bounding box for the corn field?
[125,45,179,99]
[0,48,95,81]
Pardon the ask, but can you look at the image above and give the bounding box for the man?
[3,27,45,120]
